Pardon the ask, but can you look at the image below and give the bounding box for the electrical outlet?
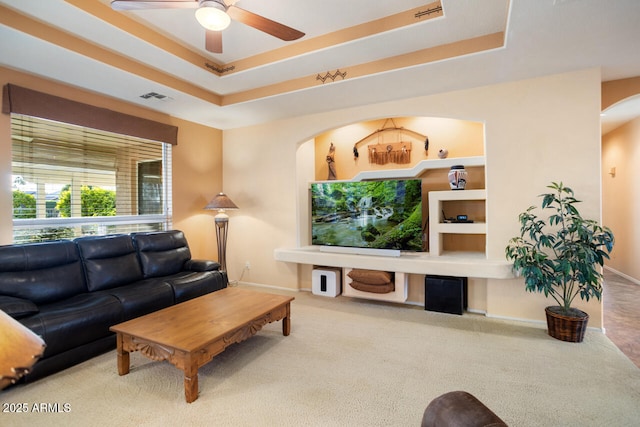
[245,261,251,270]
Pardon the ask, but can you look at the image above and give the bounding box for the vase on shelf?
[448,165,467,190]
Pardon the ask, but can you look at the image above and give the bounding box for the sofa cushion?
[20,293,123,358]
[132,230,192,278]
[347,269,394,285]
[75,234,144,292]
[0,240,87,305]
[0,295,39,319]
[100,279,175,320]
[349,280,395,294]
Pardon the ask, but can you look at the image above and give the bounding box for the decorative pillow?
[0,295,39,319]
[347,269,393,285]
[349,280,395,294]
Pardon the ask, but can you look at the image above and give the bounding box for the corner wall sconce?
[204,192,238,272]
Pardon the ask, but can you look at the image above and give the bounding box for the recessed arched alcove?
[296,116,486,246]
[311,116,485,182]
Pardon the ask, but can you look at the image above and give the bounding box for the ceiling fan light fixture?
[195,1,231,31]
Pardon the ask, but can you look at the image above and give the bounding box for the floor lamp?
[204,192,238,272]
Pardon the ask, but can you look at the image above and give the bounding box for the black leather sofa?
[0,230,227,383]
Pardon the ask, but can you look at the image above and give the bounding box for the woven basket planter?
[545,306,589,342]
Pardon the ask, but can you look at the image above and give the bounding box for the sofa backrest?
[0,240,87,305]
[75,234,144,292]
[132,230,191,278]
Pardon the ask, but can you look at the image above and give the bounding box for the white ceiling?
[1,0,639,131]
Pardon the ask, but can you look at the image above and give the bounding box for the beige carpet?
[3,287,640,426]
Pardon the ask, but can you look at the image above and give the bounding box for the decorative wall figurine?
[326,143,337,180]
[438,148,449,159]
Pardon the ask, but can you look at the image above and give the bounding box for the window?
[11,114,172,244]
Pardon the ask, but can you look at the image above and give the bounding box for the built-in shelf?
[274,156,513,285]
[350,156,485,181]
[429,189,487,256]
[274,247,514,279]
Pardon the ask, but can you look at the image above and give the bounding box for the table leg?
[282,303,291,336]
[184,363,199,403]
[116,333,130,376]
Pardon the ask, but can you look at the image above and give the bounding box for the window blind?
[11,114,172,244]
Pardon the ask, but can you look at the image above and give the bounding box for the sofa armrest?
[184,259,221,272]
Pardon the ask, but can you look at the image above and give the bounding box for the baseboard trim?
[243,282,606,332]
[605,266,640,285]
[485,313,605,333]
[237,281,302,293]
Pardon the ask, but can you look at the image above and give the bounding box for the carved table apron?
[110,287,294,403]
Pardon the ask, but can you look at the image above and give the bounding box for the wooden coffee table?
[109,287,294,403]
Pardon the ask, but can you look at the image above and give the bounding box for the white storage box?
[312,268,342,297]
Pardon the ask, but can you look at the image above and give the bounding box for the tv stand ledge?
[274,247,514,279]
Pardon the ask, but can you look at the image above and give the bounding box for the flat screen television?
[310,179,423,252]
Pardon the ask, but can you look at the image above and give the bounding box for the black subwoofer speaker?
[424,275,468,315]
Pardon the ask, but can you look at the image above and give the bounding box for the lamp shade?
[0,310,46,389]
[195,2,231,31]
[204,192,238,211]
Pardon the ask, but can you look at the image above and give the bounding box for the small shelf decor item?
[505,182,614,342]
[448,165,467,190]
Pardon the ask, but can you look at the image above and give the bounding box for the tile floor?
[603,270,640,368]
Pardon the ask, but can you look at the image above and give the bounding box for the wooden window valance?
[2,84,178,145]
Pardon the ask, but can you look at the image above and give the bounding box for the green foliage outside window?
[12,190,36,219]
[56,185,116,217]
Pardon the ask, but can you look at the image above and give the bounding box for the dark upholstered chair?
[421,391,508,427]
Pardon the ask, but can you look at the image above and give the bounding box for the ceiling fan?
[110,0,305,54]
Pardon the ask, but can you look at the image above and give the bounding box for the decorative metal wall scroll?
[316,69,347,84]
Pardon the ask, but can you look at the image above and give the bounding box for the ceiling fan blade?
[227,6,305,41]
[205,30,223,54]
[110,1,199,11]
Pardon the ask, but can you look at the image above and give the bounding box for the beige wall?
[602,117,640,282]
[0,67,223,260]
[224,68,605,327]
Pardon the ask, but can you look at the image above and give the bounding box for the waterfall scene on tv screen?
[311,179,423,251]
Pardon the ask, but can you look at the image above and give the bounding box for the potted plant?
[505,182,614,342]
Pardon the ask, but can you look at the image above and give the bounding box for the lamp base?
[215,214,229,272]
